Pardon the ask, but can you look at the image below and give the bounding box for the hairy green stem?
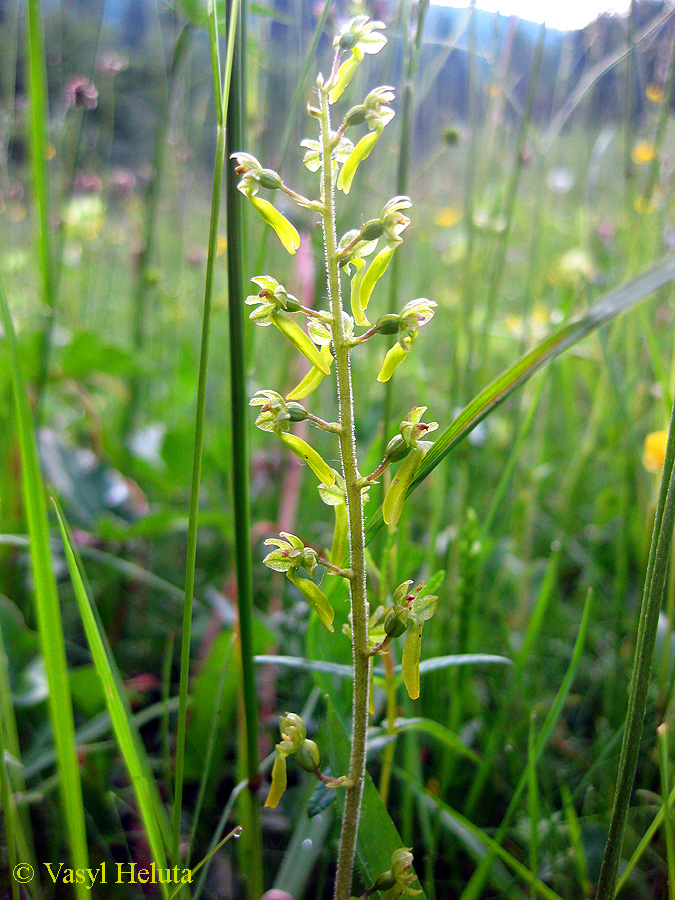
[318,81,371,900]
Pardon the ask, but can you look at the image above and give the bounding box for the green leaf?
[398,772,566,900]
[359,245,395,312]
[0,279,89,892]
[287,570,335,631]
[175,0,206,25]
[337,129,381,194]
[366,253,675,544]
[273,314,331,373]
[53,500,172,895]
[279,432,336,484]
[326,699,426,897]
[389,717,480,764]
[249,195,300,253]
[382,448,424,525]
[255,655,354,679]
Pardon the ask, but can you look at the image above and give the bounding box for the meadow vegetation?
[2,0,675,898]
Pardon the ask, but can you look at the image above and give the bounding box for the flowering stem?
[318,77,371,900]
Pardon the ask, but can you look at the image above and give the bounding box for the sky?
[433,0,632,31]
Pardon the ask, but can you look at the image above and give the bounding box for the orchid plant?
[233,16,438,898]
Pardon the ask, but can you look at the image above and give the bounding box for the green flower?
[334,15,386,55]
[302,135,353,173]
[246,276,302,324]
[327,16,387,103]
[231,153,300,254]
[378,848,422,899]
[380,196,412,245]
[246,277,330,372]
[249,390,307,432]
[376,299,437,383]
[382,408,438,526]
[262,533,335,631]
[265,713,322,808]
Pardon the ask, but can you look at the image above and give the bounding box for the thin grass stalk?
[223,0,260,789]
[382,0,429,456]
[616,753,675,893]
[26,0,56,417]
[192,689,320,900]
[252,0,333,278]
[223,1,265,893]
[172,0,240,866]
[657,723,675,898]
[0,616,40,900]
[540,6,671,153]
[34,1,105,416]
[0,277,89,900]
[596,391,675,899]
[457,0,478,404]
[623,0,637,230]
[0,592,40,890]
[465,545,560,815]
[0,717,20,900]
[460,588,593,900]
[123,24,193,439]
[478,24,544,372]
[187,634,236,859]
[528,712,539,900]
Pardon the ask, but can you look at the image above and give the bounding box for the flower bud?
[286,402,308,422]
[359,220,384,242]
[279,713,306,751]
[295,739,321,773]
[374,314,400,336]
[371,871,397,892]
[383,434,410,464]
[259,168,283,190]
[344,105,368,127]
[339,31,358,49]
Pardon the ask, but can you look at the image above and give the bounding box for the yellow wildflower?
[217,234,228,256]
[644,430,668,473]
[631,141,656,165]
[646,83,663,104]
[434,207,461,228]
[634,194,656,215]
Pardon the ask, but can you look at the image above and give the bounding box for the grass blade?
[26,0,56,415]
[398,771,566,900]
[459,588,594,900]
[365,254,675,544]
[173,0,243,867]
[0,278,89,897]
[52,499,172,896]
[596,389,675,899]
